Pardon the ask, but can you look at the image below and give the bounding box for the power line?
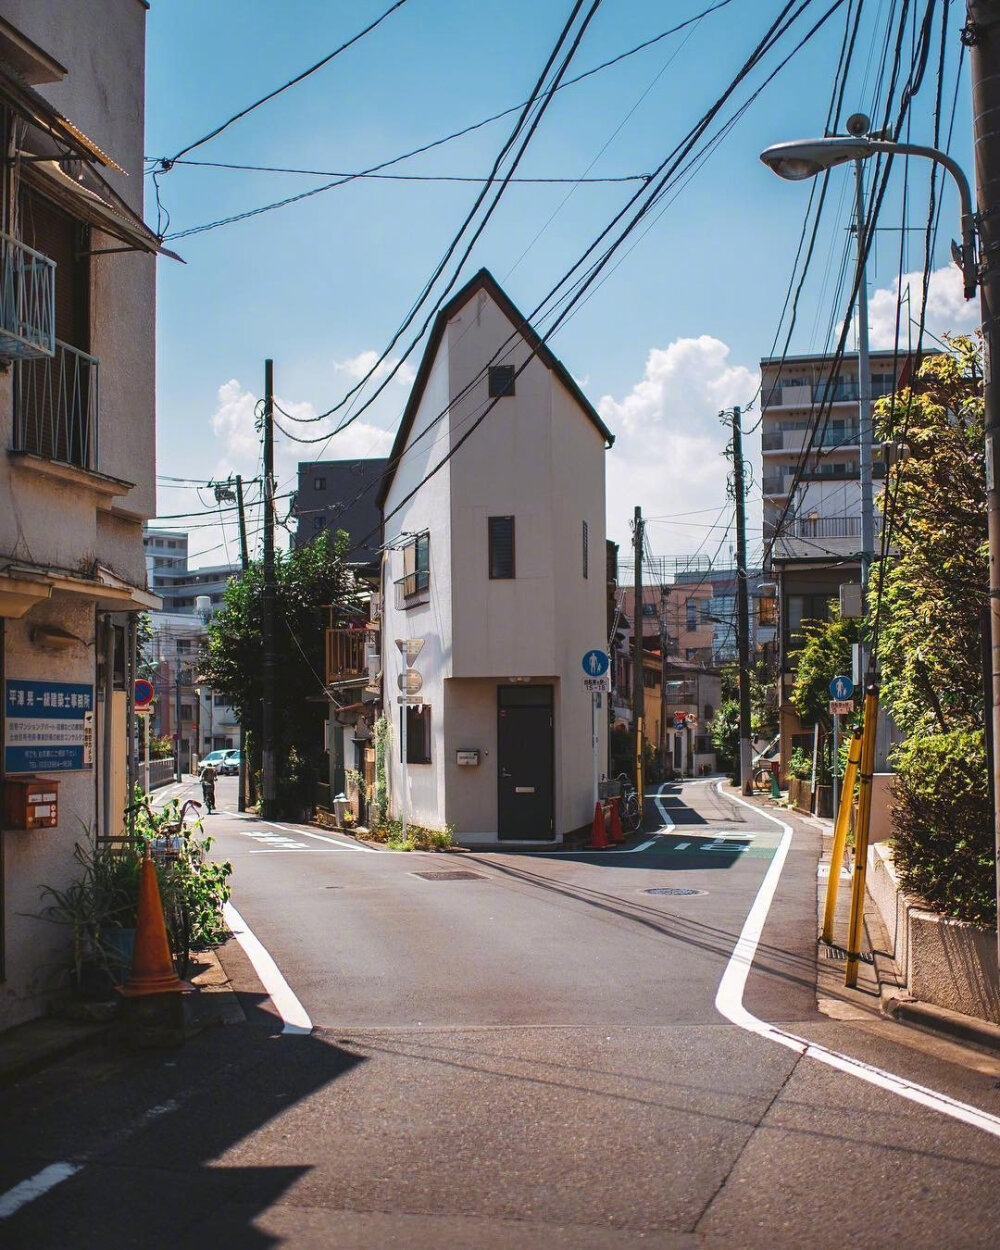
[159,160,650,185]
[159,0,412,168]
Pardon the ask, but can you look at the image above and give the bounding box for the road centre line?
[714,784,1000,1140]
[222,901,312,1035]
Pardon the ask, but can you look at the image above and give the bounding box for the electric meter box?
[456,749,480,766]
[3,777,59,830]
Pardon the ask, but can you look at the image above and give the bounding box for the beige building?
[377,270,613,844]
[0,2,164,1028]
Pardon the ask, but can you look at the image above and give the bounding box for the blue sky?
[144,0,978,568]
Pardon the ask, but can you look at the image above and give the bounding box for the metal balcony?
[0,231,55,360]
[14,339,99,470]
[394,568,430,609]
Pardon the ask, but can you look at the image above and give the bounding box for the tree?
[870,337,991,924]
[201,531,359,816]
[789,608,859,729]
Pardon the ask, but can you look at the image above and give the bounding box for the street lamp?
[760,116,1000,953]
[761,116,977,684]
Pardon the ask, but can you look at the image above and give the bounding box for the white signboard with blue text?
[4,679,95,774]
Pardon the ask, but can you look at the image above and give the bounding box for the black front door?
[497,685,554,840]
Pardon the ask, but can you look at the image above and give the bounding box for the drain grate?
[643,886,706,897]
[823,944,873,964]
[412,870,484,881]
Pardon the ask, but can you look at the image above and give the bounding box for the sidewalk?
[761,789,1000,1057]
[0,947,245,1089]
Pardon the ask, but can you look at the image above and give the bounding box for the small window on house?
[582,520,589,578]
[314,477,326,490]
[402,532,430,598]
[313,516,325,531]
[489,516,515,579]
[402,704,431,763]
[488,365,516,397]
[685,599,697,631]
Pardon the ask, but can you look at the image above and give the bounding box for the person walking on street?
[201,762,217,814]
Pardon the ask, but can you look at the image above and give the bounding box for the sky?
[143,0,980,572]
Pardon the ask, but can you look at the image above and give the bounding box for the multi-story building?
[377,269,612,844]
[292,458,387,570]
[0,1,165,1027]
[760,349,904,770]
[141,527,242,771]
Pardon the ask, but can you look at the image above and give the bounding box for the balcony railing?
[762,426,860,453]
[14,339,99,471]
[0,231,55,360]
[394,568,429,609]
[326,628,368,684]
[762,474,791,496]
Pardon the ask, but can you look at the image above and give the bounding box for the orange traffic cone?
[607,798,624,844]
[589,800,609,849]
[119,857,184,997]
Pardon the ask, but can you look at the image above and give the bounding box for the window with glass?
[402,704,431,763]
[402,532,430,597]
[488,365,516,397]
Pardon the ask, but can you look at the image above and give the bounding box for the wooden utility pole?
[967,1,1000,961]
[729,406,753,793]
[632,506,644,801]
[261,361,277,820]
[235,473,250,813]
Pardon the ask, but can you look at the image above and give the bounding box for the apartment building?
[760,348,903,768]
[292,458,387,570]
[0,2,165,1027]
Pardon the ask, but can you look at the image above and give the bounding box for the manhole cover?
[412,870,484,881]
[643,887,706,897]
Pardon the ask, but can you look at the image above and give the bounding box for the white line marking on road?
[261,822,377,852]
[223,901,312,1035]
[247,849,345,854]
[674,842,690,851]
[651,783,675,833]
[0,1162,82,1220]
[714,784,1000,1140]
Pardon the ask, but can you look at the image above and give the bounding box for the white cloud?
[598,336,758,557]
[333,349,416,387]
[166,378,394,567]
[865,263,979,349]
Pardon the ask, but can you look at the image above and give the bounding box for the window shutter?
[489,516,515,579]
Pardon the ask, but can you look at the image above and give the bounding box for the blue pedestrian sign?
[582,649,610,677]
[829,675,854,701]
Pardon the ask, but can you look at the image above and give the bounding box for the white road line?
[714,783,1000,1140]
[674,842,691,851]
[651,783,676,833]
[262,822,378,852]
[223,901,312,1035]
[247,848,344,854]
[0,1163,82,1220]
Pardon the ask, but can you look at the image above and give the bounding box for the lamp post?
[760,117,996,939]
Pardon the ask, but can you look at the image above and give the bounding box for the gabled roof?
[377,268,614,508]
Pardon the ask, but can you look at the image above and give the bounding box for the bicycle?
[616,773,643,834]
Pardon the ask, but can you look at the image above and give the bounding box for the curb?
[881,991,1000,1056]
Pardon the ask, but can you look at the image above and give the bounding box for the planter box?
[868,841,1000,1024]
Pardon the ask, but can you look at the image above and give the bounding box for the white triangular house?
[377,269,614,844]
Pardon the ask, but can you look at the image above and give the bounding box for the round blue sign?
[582,649,610,677]
[829,675,854,701]
[134,678,155,707]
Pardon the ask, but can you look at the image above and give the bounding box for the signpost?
[134,679,155,796]
[583,651,610,803]
[395,639,425,840]
[828,677,855,819]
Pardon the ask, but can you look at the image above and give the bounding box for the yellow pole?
[845,683,879,988]
[822,727,863,944]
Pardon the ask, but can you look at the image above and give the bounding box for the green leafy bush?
[890,729,994,926]
[787,747,813,781]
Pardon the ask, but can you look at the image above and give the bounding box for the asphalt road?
[3,775,1000,1248]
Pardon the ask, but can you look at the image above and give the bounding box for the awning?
[0,561,161,616]
[20,158,182,260]
[0,57,124,172]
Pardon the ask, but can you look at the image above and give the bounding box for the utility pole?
[174,639,183,782]
[967,0,1000,961]
[235,473,250,813]
[632,506,644,802]
[853,158,875,681]
[728,407,753,794]
[261,360,277,820]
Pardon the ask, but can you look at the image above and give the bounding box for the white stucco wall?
[381,284,609,841]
